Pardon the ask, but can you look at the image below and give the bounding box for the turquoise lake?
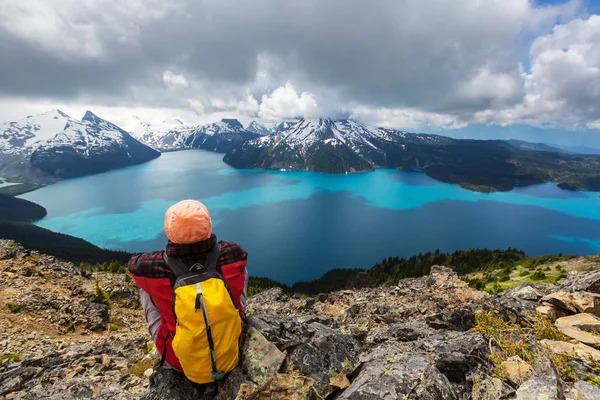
[19,150,600,284]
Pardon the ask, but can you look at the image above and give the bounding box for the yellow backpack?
[163,244,242,383]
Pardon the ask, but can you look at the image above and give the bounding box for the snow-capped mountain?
[131,116,198,151]
[246,121,272,135]
[274,121,297,133]
[223,118,453,173]
[0,110,74,156]
[0,110,159,180]
[133,118,262,153]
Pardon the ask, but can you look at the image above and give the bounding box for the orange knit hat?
[164,200,212,244]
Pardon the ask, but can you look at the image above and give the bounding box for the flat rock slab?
[556,313,600,333]
[557,326,600,345]
[542,292,600,316]
[242,328,286,385]
[540,339,600,362]
[501,356,534,386]
[471,374,515,400]
[555,313,600,345]
[237,374,315,400]
[536,304,568,322]
[569,381,600,400]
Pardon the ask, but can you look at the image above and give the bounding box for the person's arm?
[139,288,161,340]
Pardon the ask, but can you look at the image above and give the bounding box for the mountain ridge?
[4,110,600,194]
[132,118,263,153]
[224,117,600,192]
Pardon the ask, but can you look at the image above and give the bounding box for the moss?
[549,354,578,382]
[588,375,600,388]
[25,255,39,263]
[6,301,21,314]
[128,355,158,377]
[0,353,21,363]
[108,323,118,331]
[341,358,355,373]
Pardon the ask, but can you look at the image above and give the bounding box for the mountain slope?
[1,110,160,181]
[0,194,47,222]
[133,118,262,153]
[30,111,160,178]
[504,139,566,153]
[225,118,453,173]
[0,110,74,156]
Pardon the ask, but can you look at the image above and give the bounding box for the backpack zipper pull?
[195,283,203,312]
[195,293,202,312]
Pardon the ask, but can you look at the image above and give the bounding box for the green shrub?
[6,301,21,313]
[486,281,502,295]
[95,281,110,305]
[530,270,547,281]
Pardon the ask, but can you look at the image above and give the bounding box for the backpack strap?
[205,243,221,272]
[162,252,189,277]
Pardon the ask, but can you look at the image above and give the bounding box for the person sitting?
[128,199,248,377]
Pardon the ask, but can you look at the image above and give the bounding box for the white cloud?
[258,82,320,121]
[187,99,205,114]
[162,70,189,89]
[0,0,176,59]
[471,14,600,127]
[210,93,259,114]
[349,105,467,130]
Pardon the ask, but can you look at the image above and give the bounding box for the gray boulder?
[338,344,457,400]
[515,356,564,400]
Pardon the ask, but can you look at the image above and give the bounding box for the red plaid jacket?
[128,234,248,371]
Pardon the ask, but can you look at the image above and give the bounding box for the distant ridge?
[224,118,600,192]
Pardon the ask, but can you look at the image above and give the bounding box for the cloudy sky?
[1,0,600,146]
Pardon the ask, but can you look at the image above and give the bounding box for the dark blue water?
[20,150,600,284]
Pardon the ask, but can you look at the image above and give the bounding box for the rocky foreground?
[1,240,600,399]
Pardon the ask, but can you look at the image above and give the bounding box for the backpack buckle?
[190,263,205,272]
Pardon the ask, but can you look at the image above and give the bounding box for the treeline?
[247,277,291,298]
[292,248,527,294]
[0,221,131,264]
[0,194,47,222]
